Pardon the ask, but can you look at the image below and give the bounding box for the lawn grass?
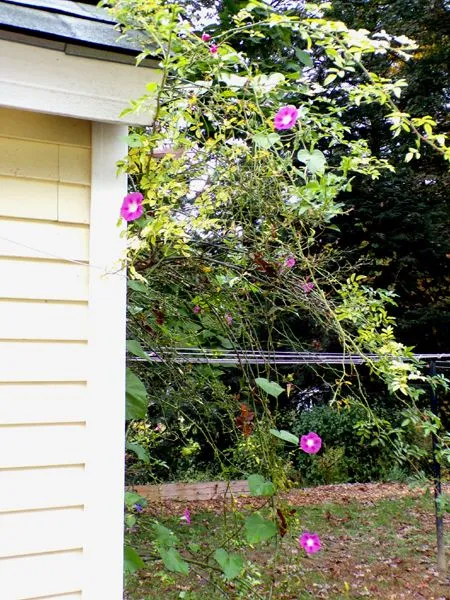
[125,486,449,599]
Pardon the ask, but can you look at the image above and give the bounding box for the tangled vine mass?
[106,0,450,589]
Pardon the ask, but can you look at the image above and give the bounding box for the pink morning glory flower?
[301,281,314,294]
[299,532,321,554]
[224,313,233,325]
[300,432,322,454]
[274,105,299,130]
[285,256,296,269]
[193,305,201,314]
[120,192,144,222]
[201,33,211,42]
[180,509,191,525]
[210,44,219,54]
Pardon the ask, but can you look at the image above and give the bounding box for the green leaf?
[219,72,248,89]
[214,548,244,580]
[124,545,145,575]
[126,339,149,360]
[125,514,137,528]
[251,72,285,95]
[128,280,148,293]
[269,429,299,445]
[244,513,277,544]
[153,523,178,548]
[126,368,148,420]
[124,491,146,508]
[253,133,280,149]
[297,149,327,174]
[159,547,190,575]
[295,49,313,67]
[218,335,233,349]
[323,73,337,86]
[124,133,144,148]
[125,441,150,463]
[255,377,284,398]
[247,474,275,497]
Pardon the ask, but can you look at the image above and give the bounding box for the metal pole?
[430,360,446,574]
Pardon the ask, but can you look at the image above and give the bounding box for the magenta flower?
[301,281,315,294]
[201,33,211,42]
[120,192,144,222]
[180,509,191,525]
[224,313,233,325]
[193,305,201,314]
[300,432,322,454]
[274,105,299,130]
[285,256,296,269]
[210,44,219,54]
[299,532,321,554]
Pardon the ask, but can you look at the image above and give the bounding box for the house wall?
[0,108,92,599]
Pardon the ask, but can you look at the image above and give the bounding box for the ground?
[125,482,450,599]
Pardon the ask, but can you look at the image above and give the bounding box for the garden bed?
[126,482,450,599]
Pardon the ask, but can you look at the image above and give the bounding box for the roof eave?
[0,28,158,67]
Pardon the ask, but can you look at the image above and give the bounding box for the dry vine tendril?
[109,0,450,591]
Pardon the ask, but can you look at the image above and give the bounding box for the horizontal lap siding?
[0,109,91,598]
[0,551,83,600]
[0,466,85,512]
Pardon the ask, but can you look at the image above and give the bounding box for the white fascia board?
[0,39,160,126]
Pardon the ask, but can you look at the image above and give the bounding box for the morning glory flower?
[285,256,296,268]
[301,281,315,294]
[180,508,191,525]
[120,192,144,222]
[274,105,299,130]
[299,532,321,554]
[300,432,322,454]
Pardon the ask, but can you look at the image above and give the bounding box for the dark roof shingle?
[0,0,142,55]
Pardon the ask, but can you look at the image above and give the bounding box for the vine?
[105,0,450,592]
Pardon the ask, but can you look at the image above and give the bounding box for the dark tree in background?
[330,0,450,352]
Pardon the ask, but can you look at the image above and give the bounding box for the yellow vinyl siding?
[0,466,85,512]
[0,219,89,261]
[0,424,86,469]
[0,259,89,301]
[0,108,91,147]
[0,109,91,599]
[0,383,87,424]
[0,301,89,341]
[0,508,84,557]
[0,551,83,600]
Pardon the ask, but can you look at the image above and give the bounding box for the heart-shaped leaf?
[214,548,244,580]
[244,513,277,544]
[124,545,145,575]
[297,149,327,174]
[269,429,299,445]
[126,339,150,360]
[253,133,280,149]
[125,441,150,463]
[247,474,276,497]
[153,523,178,548]
[126,369,148,420]
[255,377,284,398]
[159,547,190,575]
